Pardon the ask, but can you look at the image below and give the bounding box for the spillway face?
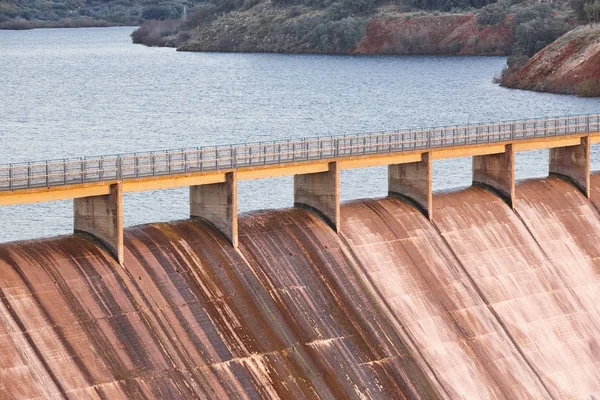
[3,176,600,399]
[237,209,439,399]
[511,177,600,397]
[340,196,550,399]
[430,179,600,398]
[0,223,323,399]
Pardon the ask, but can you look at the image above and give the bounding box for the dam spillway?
[3,174,600,398]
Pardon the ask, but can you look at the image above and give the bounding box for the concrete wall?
[549,137,590,198]
[74,182,124,264]
[190,171,238,247]
[473,144,515,208]
[294,161,340,232]
[389,152,432,220]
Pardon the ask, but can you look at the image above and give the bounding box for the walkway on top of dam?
[1,113,600,205]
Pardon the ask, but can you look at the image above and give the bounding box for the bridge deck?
[1,114,599,206]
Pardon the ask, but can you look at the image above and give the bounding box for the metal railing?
[1,114,598,192]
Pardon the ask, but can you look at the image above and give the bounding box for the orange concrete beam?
[0,182,113,206]
[589,131,600,144]
[513,135,585,152]
[123,173,226,192]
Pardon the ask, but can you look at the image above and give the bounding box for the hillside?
[131,0,574,56]
[0,0,195,29]
[500,24,600,96]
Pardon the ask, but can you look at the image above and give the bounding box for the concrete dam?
[2,115,600,398]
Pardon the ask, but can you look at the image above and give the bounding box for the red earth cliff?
[354,13,513,55]
[502,25,600,95]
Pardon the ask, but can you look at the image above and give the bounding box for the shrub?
[512,16,568,56]
[477,2,507,25]
[584,0,600,22]
[575,79,600,97]
[449,40,463,53]
[183,4,219,29]
[131,19,181,46]
[287,6,302,18]
[141,5,182,21]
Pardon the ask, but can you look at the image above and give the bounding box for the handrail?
[1,114,598,192]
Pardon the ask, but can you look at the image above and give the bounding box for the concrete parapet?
[74,182,124,264]
[388,152,432,220]
[473,144,515,208]
[190,171,238,247]
[294,161,340,232]
[549,137,590,198]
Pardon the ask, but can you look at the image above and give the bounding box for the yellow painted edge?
[513,137,582,152]
[123,173,226,192]
[589,131,600,144]
[432,144,506,160]
[238,162,329,180]
[0,182,112,205]
[339,152,423,169]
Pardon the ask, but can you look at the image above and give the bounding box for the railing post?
[135,153,140,178]
[27,163,31,188]
[264,144,268,164]
[249,146,252,167]
[215,148,219,170]
[427,130,431,149]
[587,115,590,133]
[116,157,122,180]
[292,143,296,162]
[99,157,104,181]
[8,164,12,191]
[278,143,282,163]
[81,159,86,183]
[184,150,189,173]
[45,161,49,187]
[63,160,67,185]
[200,150,204,172]
[306,141,309,161]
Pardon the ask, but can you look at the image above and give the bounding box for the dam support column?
[389,152,432,220]
[473,144,515,208]
[549,137,590,198]
[190,171,238,247]
[294,161,340,233]
[74,182,124,264]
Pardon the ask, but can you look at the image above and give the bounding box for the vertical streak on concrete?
[294,161,340,233]
[190,171,238,247]
[473,144,515,208]
[388,152,432,220]
[549,137,590,198]
[74,182,124,264]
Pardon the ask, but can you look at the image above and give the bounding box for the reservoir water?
[1,26,599,242]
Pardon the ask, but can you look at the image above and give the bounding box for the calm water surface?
[1,27,599,242]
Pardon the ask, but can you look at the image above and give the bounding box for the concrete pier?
[473,144,515,208]
[389,152,432,220]
[294,161,340,232]
[74,182,124,264]
[190,171,238,247]
[549,137,590,198]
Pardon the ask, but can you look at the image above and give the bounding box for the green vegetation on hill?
[0,0,201,29]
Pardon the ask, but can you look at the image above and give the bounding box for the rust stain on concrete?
[2,176,600,398]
